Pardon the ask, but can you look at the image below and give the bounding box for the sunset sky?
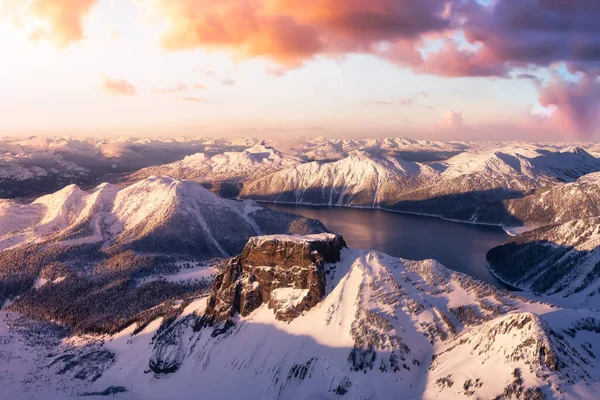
[0,0,599,141]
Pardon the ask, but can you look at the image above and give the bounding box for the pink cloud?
[152,81,188,94]
[537,75,600,139]
[415,42,509,78]
[400,91,429,106]
[441,110,465,130]
[102,77,136,96]
[154,0,450,66]
[28,0,97,47]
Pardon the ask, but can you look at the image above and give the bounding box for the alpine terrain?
[1,233,599,399]
[1,139,600,400]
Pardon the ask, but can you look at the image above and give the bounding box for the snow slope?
[506,172,600,227]
[2,243,598,399]
[241,152,438,207]
[0,176,326,257]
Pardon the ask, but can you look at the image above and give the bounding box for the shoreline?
[253,198,526,233]
[485,261,523,292]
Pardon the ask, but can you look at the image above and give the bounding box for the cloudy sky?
[0,0,599,141]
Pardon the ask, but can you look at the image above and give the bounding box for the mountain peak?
[561,145,589,156]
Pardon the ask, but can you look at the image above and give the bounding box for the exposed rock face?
[205,233,346,322]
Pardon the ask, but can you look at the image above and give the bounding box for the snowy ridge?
[122,144,299,191]
[291,137,468,161]
[0,176,326,257]
[441,145,600,183]
[247,232,340,245]
[506,171,600,227]
[241,152,438,207]
[2,243,598,399]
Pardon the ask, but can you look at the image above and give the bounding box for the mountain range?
[241,145,600,226]
[2,138,600,399]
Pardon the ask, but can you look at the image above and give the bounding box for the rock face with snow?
[205,233,346,322]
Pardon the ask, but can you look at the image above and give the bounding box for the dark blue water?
[262,203,510,288]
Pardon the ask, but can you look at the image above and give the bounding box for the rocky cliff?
[205,233,346,322]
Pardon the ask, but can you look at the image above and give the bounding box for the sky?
[0,0,599,141]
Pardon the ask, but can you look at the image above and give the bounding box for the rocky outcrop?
[205,233,346,322]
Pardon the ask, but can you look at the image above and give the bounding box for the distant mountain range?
[6,137,600,230]
[3,137,600,399]
[120,144,299,197]
[241,144,600,226]
[0,136,262,198]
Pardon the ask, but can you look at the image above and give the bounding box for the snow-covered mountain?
[290,137,469,162]
[0,176,326,255]
[241,145,600,225]
[0,176,328,319]
[121,144,299,196]
[241,152,438,206]
[440,145,600,184]
[2,234,598,399]
[506,172,600,227]
[488,216,600,307]
[389,146,600,224]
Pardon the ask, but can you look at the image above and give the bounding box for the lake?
[262,203,511,288]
